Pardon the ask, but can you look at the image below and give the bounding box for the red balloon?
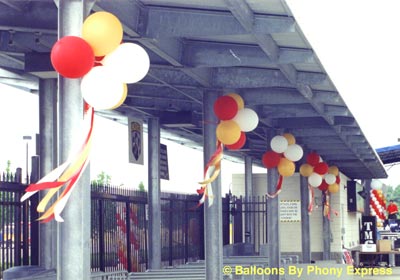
[336,176,341,184]
[314,162,329,175]
[50,36,94,78]
[318,180,329,191]
[306,152,320,166]
[213,95,238,120]
[226,132,246,150]
[262,151,281,169]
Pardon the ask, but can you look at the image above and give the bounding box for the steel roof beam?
[183,41,314,67]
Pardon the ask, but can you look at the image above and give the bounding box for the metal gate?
[223,193,268,253]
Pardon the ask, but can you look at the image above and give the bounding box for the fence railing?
[90,184,204,272]
[0,172,39,279]
[1,180,271,276]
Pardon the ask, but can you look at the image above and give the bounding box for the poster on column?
[128,118,144,165]
[280,200,301,222]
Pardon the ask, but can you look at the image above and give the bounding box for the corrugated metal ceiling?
[0,0,387,179]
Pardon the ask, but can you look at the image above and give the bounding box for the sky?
[285,0,400,186]
[1,0,400,190]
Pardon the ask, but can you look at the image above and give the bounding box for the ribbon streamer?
[308,185,314,213]
[323,191,330,219]
[266,175,283,198]
[21,105,94,222]
[197,141,223,206]
[323,191,339,220]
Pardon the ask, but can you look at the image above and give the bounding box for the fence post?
[222,194,230,245]
[30,194,40,266]
[98,199,105,271]
[233,196,243,243]
[126,202,132,272]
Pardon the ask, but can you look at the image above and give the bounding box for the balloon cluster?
[299,152,340,193]
[50,11,150,110]
[115,206,140,270]
[262,133,304,177]
[370,181,386,223]
[214,93,259,150]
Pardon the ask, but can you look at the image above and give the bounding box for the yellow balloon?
[328,165,339,176]
[110,83,128,109]
[216,120,241,145]
[299,163,313,177]
[328,183,339,193]
[283,133,296,145]
[278,158,295,177]
[82,11,123,56]
[226,93,244,110]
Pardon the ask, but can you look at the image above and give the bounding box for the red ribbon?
[266,175,283,198]
[308,185,314,213]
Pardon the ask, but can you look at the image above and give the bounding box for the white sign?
[280,200,301,222]
[128,118,144,165]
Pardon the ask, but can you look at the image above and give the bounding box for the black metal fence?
[223,194,268,252]
[90,184,204,272]
[0,170,39,279]
[1,179,272,276]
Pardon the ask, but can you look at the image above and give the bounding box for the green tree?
[390,185,400,206]
[92,171,111,185]
[138,181,145,192]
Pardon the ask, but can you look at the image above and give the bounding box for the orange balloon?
[82,11,123,56]
[283,133,296,145]
[226,93,244,110]
[110,83,128,109]
[299,163,313,177]
[328,165,339,176]
[278,158,295,177]
[216,120,241,145]
[328,183,339,193]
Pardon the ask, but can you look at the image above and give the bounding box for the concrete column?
[38,78,58,270]
[267,131,280,280]
[300,174,311,263]
[364,179,371,216]
[244,156,253,244]
[56,1,94,279]
[203,91,223,280]
[322,192,331,260]
[147,117,162,269]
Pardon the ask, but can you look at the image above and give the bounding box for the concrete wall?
[232,172,362,261]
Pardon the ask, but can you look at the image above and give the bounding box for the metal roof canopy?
[376,144,400,165]
[0,0,387,180]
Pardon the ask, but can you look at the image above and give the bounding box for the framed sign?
[280,200,301,222]
[128,118,144,165]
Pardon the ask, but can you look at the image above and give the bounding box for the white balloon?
[81,66,125,110]
[308,172,323,188]
[324,173,336,185]
[371,180,382,190]
[102,42,150,83]
[270,135,288,153]
[284,144,303,162]
[233,108,259,132]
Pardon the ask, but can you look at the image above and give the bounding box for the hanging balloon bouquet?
[197,93,259,206]
[299,152,340,218]
[21,11,150,222]
[261,134,304,197]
